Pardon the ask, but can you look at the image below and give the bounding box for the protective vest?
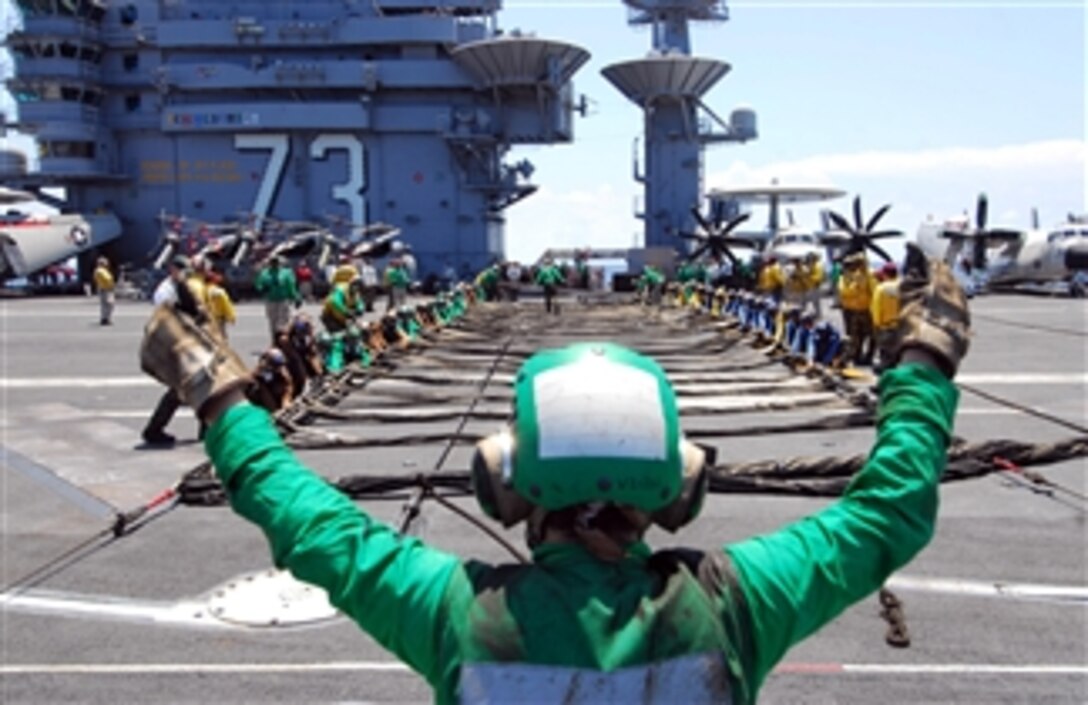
[207,285,236,328]
[322,282,360,330]
[757,264,783,294]
[837,268,876,311]
[783,265,809,297]
[93,266,115,291]
[871,280,901,330]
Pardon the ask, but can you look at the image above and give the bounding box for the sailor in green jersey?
[254,255,302,341]
[398,305,423,340]
[140,245,969,705]
[638,265,666,305]
[534,257,565,314]
[320,274,363,334]
[384,258,412,311]
[473,264,501,301]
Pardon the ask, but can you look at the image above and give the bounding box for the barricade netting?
[177,296,1088,509]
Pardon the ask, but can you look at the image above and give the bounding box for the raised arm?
[140,307,458,685]
[725,245,970,690]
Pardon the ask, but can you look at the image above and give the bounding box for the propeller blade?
[853,195,863,232]
[972,238,987,270]
[690,206,714,235]
[865,204,892,232]
[720,247,739,268]
[976,193,988,231]
[720,212,752,235]
[866,241,893,262]
[865,230,904,240]
[827,211,856,235]
[676,231,707,242]
[689,243,710,261]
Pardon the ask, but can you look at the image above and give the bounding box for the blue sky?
[497,0,1086,261]
[2,1,1084,263]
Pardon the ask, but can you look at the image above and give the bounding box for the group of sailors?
[248,274,475,415]
[641,250,904,373]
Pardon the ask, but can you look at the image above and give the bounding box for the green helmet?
[472,343,707,531]
[513,342,681,510]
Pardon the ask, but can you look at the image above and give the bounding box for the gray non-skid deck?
[1,293,1085,703]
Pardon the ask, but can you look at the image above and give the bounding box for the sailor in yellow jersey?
[871,262,901,372]
[92,256,115,325]
[205,271,237,340]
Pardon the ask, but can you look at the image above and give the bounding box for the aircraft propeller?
[938,193,1022,270]
[825,195,902,263]
[675,205,753,267]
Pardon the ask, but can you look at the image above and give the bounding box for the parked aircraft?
[0,186,120,279]
[705,182,845,263]
[915,194,1088,292]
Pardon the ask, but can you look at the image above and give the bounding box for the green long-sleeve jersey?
[205,363,957,704]
[254,267,300,303]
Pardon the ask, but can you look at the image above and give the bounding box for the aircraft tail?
[0,212,122,279]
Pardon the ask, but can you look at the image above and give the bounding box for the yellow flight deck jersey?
[782,265,809,299]
[871,280,901,330]
[93,265,115,292]
[207,284,237,330]
[837,267,877,312]
[757,263,784,294]
[807,261,825,291]
[186,273,209,309]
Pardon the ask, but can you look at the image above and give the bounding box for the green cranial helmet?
[472,343,708,531]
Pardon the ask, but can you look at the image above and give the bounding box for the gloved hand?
[140,306,251,418]
[896,244,971,378]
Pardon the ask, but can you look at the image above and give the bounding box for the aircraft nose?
[1064,243,1088,271]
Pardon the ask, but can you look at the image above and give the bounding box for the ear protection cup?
[650,440,710,532]
[470,432,534,528]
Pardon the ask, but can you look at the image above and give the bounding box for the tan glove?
[896,244,971,378]
[140,305,251,417]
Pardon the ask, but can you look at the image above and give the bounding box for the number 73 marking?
[235,133,367,227]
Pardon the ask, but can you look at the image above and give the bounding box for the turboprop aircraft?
[705,181,846,262]
[915,194,1088,292]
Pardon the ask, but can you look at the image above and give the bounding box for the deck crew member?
[837,252,878,366]
[93,256,115,326]
[254,255,301,342]
[535,257,565,314]
[139,244,969,704]
[871,262,902,372]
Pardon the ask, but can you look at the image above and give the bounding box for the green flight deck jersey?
[205,363,957,704]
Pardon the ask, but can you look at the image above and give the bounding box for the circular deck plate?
[204,569,339,628]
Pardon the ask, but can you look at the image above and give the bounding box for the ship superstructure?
[3,0,589,277]
[602,0,756,250]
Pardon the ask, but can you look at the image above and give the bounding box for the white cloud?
[507,139,1086,264]
[506,182,639,263]
[707,139,1086,187]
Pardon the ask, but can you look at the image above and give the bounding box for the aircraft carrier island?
[5,0,591,277]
